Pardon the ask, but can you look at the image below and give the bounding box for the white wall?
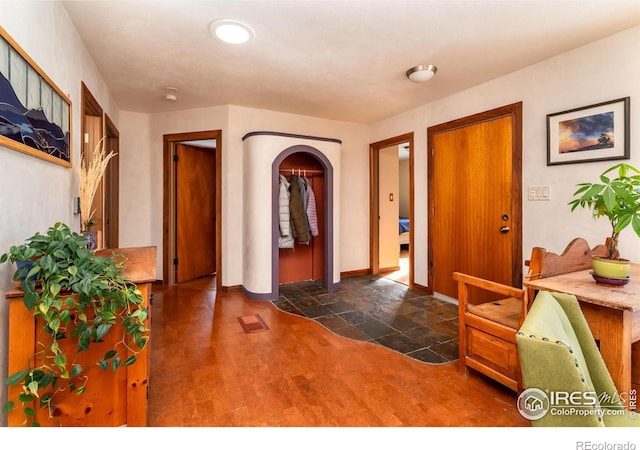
[370,25,640,288]
[0,1,120,424]
[119,105,369,286]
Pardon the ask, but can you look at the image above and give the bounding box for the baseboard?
[340,268,370,278]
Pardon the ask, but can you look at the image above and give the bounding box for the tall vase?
[82,230,98,251]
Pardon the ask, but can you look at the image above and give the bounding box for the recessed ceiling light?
[209,19,254,44]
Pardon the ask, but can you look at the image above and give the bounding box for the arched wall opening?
[272,145,338,298]
[241,132,341,300]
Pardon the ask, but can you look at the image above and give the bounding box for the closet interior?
[277,152,325,285]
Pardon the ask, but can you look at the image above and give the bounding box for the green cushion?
[516,291,637,427]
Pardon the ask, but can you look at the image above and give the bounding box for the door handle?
[500,226,510,233]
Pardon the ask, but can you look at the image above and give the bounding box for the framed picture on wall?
[0,26,72,167]
[547,97,630,166]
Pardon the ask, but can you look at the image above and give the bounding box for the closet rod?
[278,168,324,175]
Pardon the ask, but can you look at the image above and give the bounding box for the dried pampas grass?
[79,137,116,231]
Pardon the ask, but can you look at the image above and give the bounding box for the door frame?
[81,82,104,239]
[162,130,222,289]
[427,102,523,290]
[369,132,414,288]
[104,113,119,248]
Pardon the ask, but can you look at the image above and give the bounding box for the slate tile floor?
[272,275,459,364]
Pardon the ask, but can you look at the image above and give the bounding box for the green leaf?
[18,393,35,403]
[76,386,86,395]
[95,323,110,341]
[49,283,61,298]
[123,355,137,367]
[112,357,122,371]
[2,401,15,414]
[39,373,54,389]
[53,354,67,370]
[49,317,61,333]
[5,369,29,386]
[23,292,39,310]
[27,381,39,397]
[98,360,109,370]
[24,407,36,417]
[38,302,49,315]
[70,364,83,378]
[104,349,117,360]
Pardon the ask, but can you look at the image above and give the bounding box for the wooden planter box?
[5,246,156,427]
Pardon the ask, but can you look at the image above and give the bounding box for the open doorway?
[162,130,222,289]
[370,133,414,287]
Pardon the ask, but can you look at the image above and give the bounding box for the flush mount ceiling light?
[209,19,254,44]
[165,87,177,101]
[406,64,438,83]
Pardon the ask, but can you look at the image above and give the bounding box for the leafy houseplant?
[1,222,149,426]
[569,163,640,279]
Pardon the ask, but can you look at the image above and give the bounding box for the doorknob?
[500,226,510,233]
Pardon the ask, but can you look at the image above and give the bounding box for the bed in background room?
[399,217,410,247]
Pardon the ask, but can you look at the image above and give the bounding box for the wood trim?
[104,113,120,248]
[162,130,222,290]
[340,268,370,278]
[427,102,523,290]
[369,132,415,288]
[81,83,104,237]
[81,82,103,121]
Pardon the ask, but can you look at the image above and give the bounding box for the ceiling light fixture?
[209,19,254,44]
[406,64,437,83]
[165,87,177,101]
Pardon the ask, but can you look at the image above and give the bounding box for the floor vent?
[237,314,269,333]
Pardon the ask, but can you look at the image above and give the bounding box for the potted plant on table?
[1,222,149,426]
[568,162,640,283]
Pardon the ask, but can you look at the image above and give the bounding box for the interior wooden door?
[176,143,216,283]
[428,104,522,301]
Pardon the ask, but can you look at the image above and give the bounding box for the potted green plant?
[0,222,149,426]
[568,162,640,282]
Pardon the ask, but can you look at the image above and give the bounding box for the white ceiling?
[62,0,640,125]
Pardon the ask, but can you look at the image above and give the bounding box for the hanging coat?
[304,176,319,237]
[278,174,294,249]
[289,174,309,245]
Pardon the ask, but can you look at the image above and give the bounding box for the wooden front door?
[428,103,522,301]
[176,143,216,283]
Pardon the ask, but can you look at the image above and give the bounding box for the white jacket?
[278,175,294,249]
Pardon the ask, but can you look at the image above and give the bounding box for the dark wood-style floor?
[147,276,529,427]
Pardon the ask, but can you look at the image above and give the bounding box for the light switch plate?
[528,186,550,201]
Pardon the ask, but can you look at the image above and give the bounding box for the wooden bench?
[454,237,608,391]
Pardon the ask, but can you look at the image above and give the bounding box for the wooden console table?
[6,246,156,426]
[524,263,640,399]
